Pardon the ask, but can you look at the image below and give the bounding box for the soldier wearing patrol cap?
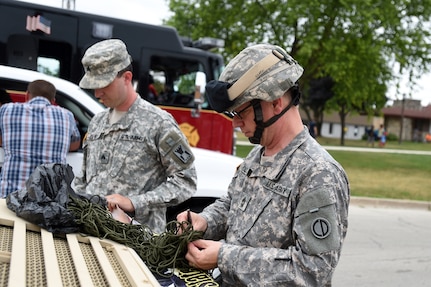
[74,39,197,233]
[178,44,350,286]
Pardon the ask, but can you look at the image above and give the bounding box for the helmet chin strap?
[248,99,295,144]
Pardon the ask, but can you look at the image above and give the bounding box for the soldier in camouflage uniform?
[74,39,197,233]
[178,44,350,286]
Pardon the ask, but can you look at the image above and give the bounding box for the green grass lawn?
[235,135,431,202]
[329,151,431,202]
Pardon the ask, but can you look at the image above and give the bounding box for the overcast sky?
[17,0,431,106]
[18,0,171,25]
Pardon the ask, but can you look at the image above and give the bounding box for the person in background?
[74,39,197,233]
[147,74,159,103]
[178,44,350,286]
[366,125,375,147]
[0,80,81,197]
[378,124,387,148]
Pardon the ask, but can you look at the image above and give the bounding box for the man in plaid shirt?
[0,80,81,197]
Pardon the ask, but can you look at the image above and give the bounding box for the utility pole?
[398,93,405,144]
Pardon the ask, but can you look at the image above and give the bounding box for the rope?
[67,195,204,277]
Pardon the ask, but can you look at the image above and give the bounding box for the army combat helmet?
[206,43,304,144]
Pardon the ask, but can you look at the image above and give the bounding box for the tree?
[306,76,335,137]
[165,0,431,145]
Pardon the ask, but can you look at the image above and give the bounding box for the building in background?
[382,99,431,142]
[316,112,382,141]
[308,99,431,142]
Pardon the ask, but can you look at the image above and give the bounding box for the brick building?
[382,99,431,142]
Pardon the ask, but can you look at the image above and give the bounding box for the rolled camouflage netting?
[67,195,204,277]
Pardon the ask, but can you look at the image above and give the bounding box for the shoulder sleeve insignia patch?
[159,130,195,167]
[311,217,331,239]
[174,144,193,164]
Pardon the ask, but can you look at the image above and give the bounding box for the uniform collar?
[244,127,309,180]
[103,96,142,130]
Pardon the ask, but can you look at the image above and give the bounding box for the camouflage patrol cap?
[79,39,132,89]
[219,43,303,112]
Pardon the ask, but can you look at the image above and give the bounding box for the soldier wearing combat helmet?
[177,44,350,286]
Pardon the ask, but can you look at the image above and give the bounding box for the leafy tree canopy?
[165,0,431,121]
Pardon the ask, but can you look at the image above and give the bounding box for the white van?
[0,65,243,214]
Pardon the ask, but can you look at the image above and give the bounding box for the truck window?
[146,55,207,108]
[37,57,60,77]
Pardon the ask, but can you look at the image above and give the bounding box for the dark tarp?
[6,163,101,234]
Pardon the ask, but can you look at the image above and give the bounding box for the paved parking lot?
[333,204,431,286]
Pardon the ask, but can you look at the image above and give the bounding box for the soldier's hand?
[111,205,132,224]
[186,239,220,270]
[105,194,134,214]
[177,210,208,233]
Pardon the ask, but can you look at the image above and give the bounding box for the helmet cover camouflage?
[220,43,303,112]
[79,39,132,89]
